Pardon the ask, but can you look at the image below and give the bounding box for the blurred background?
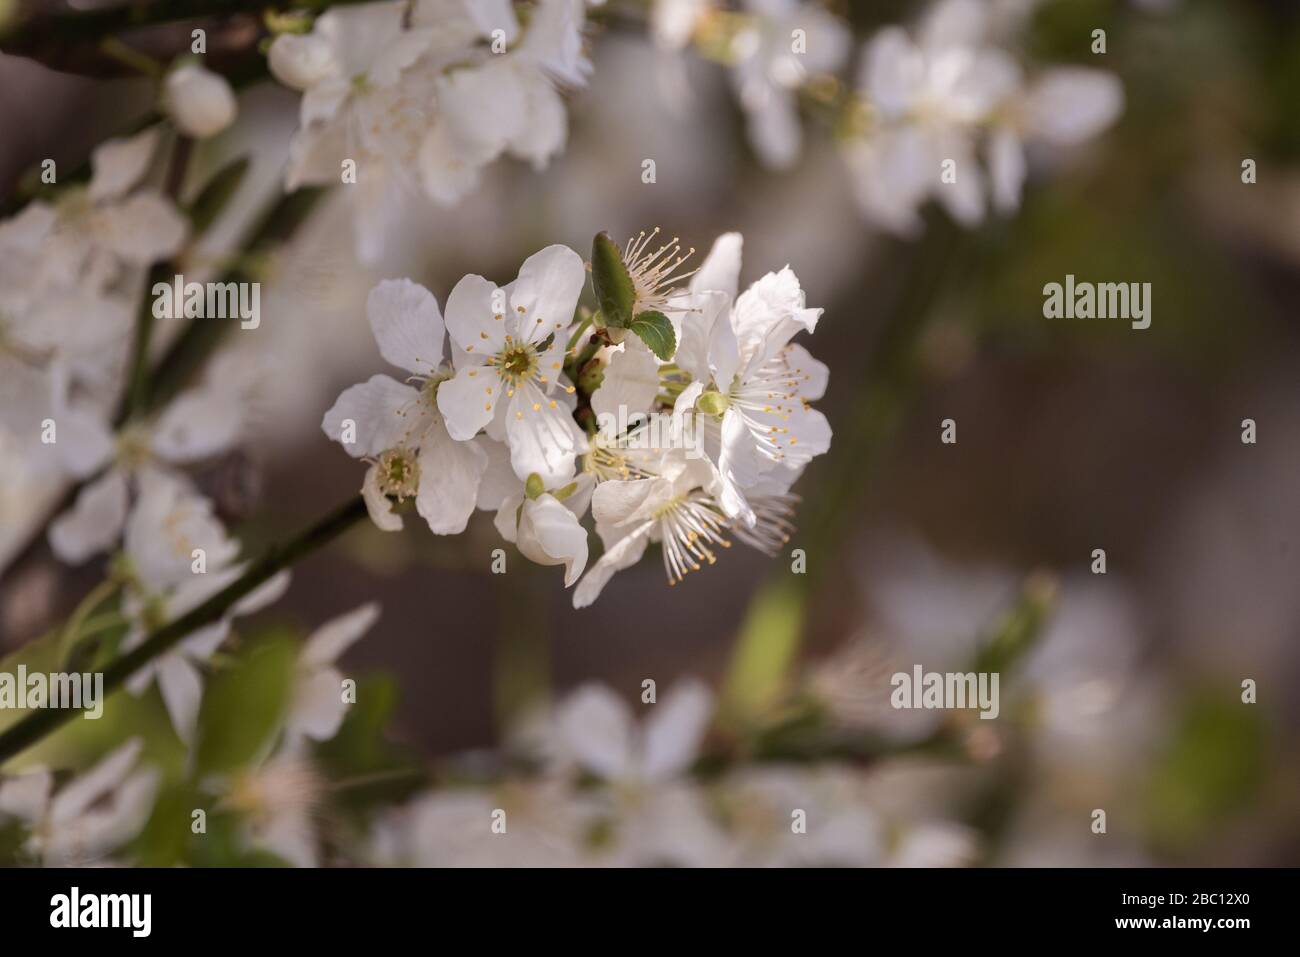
[1,0,1299,866]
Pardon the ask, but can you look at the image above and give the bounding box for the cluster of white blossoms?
[0,128,194,549]
[652,0,852,170]
[367,677,978,867]
[843,0,1123,234]
[0,603,382,866]
[268,0,593,261]
[0,739,159,866]
[324,229,830,606]
[649,0,1121,233]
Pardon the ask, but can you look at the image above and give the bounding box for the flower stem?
[0,496,368,765]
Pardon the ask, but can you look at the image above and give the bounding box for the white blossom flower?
[369,779,588,867]
[844,0,1121,233]
[418,0,590,202]
[436,244,586,487]
[322,278,490,535]
[718,765,884,866]
[285,602,380,744]
[269,1,443,261]
[0,739,159,865]
[3,361,117,486]
[573,450,731,607]
[117,471,290,744]
[985,67,1123,214]
[669,232,830,527]
[548,678,726,865]
[0,204,134,393]
[220,751,326,867]
[553,677,713,785]
[164,62,238,138]
[270,0,591,260]
[48,353,255,563]
[38,128,188,287]
[729,0,850,169]
[844,0,1022,233]
[889,820,981,867]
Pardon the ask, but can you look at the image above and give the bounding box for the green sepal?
[591,231,634,329]
[628,309,676,361]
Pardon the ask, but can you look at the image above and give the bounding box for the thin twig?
[0,495,368,764]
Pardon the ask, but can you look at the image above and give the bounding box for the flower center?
[489,337,540,388]
[376,448,419,499]
[115,427,153,469]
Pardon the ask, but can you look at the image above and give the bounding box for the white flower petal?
[506,74,568,171]
[689,232,743,302]
[920,0,989,54]
[444,273,507,356]
[367,278,445,376]
[48,739,143,824]
[784,342,829,401]
[321,374,421,457]
[474,437,520,510]
[48,468,129,563]
[641,677,714,780]
[732,266,819,355]
[179,621,230,660]
[555,684,634,779]
[362,462,403,531]
[151,386,243,463]
[988,126,1026,214]
[591,343,661,423]
[493,493,523,543]
[0,769,53,822]
[932,135,986,227]
[290,666,350,741]
[94,192,188,265]
[742,84,802,170]
[1026,68,1123,145]
[416,423,488,534]
[157,652,205,745]
[436,364,500,441]
[572,518,652,609]
[508,244,585,346]
[302,603,380,668]
[505,386,580,487]
[89,130,160,202]
[231,570,290,617]
[517,493,588,586]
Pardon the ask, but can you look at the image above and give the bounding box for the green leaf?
[195,631,296,775]
[628,309,676,360]
[591,231,634,328]
[1144,691,1267,851]
[187,156,250,235]
[720,578,804,726]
